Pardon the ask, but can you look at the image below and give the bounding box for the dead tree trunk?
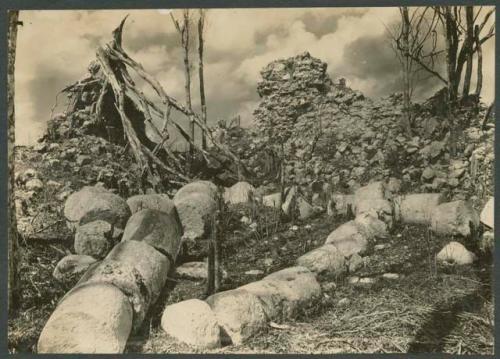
[401,7,412,133]
[171,11,195,163]
[462,6,474,97]
[474,24,483,97]
[198,10,208,150]
[8,10,21,315]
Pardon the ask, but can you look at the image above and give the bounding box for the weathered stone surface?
[394,193,445,225]
[354,212,388,239]
[126,194,175,216]
[121,209,182,255]
[174,180,219,202]
[348,253,364,273]
[353,182,385,205]
[75,259,148,332]
[206,289,267,345]
[353,198,393,226]
[64,186,131,237]
[262,192,282,209]
[436,241,476,265]
[296,244,346,275]
[243,266,321,320]
[161,299,221,349]
[327,194,354,216]
[224,181,255,205]
[74,220,112,259]
[174,192,217,240]
[53,254,98,282]
[107,241,170,308]
[325,221,369,257]
[430,200,480,237]
[25,178,44,191]
[480,197,494,229]
[176,261,227,280]
[38,283,133,353]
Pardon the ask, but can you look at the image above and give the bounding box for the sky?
[15,7,495,145]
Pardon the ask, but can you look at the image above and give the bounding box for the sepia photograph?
[6,3,496,355]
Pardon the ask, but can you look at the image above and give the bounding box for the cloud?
[14,7,495,145]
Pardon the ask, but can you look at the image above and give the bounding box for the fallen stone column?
[394,193,445,225]
[161,266,321,348]
[37,283,134,353]
[38,195,183,353]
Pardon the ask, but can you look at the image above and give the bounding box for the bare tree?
[198,10,208,150]
[387,7,441,132]
[171,10,195,160]
[8,10,21,315]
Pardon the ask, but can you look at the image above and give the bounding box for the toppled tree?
[57,16,244,191]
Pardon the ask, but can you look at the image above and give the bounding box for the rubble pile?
[225,52,493,209]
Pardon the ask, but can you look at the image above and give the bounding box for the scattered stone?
[245,269,264,276]
[348,253,364,273]
[262,192,282,209]
[436,241,476,265]
[430,200,479,237]
[224,181,255,205]
[174,192,217,240]
[382,273,400,280]
[338,298,350,306]
[348,276,360,284]
[327,194,354,216]
[359,277,377,285]
[321,282,336,291]
[176,261,227,280]
[206,289,267,345]
[161,299,221,349]
[74,220,113,259]
[296,244,346,275]
[480,197,494,229]
[374,244,388,251]
[354,213,388,239]
[53,254,99,282]
[25,178,44,191]
[480,231,494,252]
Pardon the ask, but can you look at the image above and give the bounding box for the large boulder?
[206,289,267,345]
[126,194,175,216]
[325,221,369,257]
[74,220,113,259]
[436,241,476,265]
[174,180,219,202]
[37,283,133,353]
[480,197,494,229]
[394,193,445,225]
[174,192,217,241]
[353,182,385,204]
[224,181,255,205]
[296,244,346,275]
[430,200,480,237]
[161,299,221,349]
[64,186,131,237]
[121,209,182,255]
[52,254,99,282]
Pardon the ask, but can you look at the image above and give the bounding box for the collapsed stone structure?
[225,52,493,210]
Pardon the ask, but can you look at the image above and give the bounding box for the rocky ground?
[8,52,494,354]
